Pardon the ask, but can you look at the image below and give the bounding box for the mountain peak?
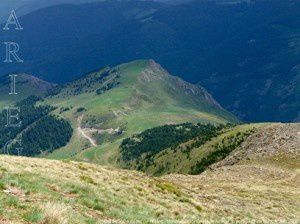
[47,60,238,126]
[131,60,225,110]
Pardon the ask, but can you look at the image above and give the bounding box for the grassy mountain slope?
[0,123,299,223]
[43,60,237,163]
[119,123,266,176]
[0,96,73,157]
[0,74,55,109]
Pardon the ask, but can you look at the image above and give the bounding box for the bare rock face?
[212,123,300,168]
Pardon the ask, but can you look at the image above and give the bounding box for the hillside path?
[77,115,97,147]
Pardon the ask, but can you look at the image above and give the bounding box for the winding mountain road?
[77,115,97,147]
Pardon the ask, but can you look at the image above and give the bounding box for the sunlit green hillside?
[43,60,238,164]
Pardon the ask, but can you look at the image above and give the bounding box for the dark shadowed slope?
[0,0,299,122]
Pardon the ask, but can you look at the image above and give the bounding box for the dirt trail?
[77,115,97,147]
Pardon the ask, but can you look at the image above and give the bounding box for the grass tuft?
[156,182,182,197]
[42,202,69,224]
[80,175,96,185]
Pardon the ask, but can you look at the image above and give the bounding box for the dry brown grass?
[0,124,299,223]
[42,202,69,224]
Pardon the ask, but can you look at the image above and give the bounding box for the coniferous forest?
[0,96,73,156]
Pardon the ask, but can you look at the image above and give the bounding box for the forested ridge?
[47,68,121,98]
[120,123,224,162]
[190,128,256,174]
[119,123,232,171]
[0,96,51,150]
[119,123,259,175]
[0,96,73,156]
[18,115,73,156]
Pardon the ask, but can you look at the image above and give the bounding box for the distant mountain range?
[0,0,299,122]
[0,0,190,22]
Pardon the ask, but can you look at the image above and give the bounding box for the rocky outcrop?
[212,123,300,168]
